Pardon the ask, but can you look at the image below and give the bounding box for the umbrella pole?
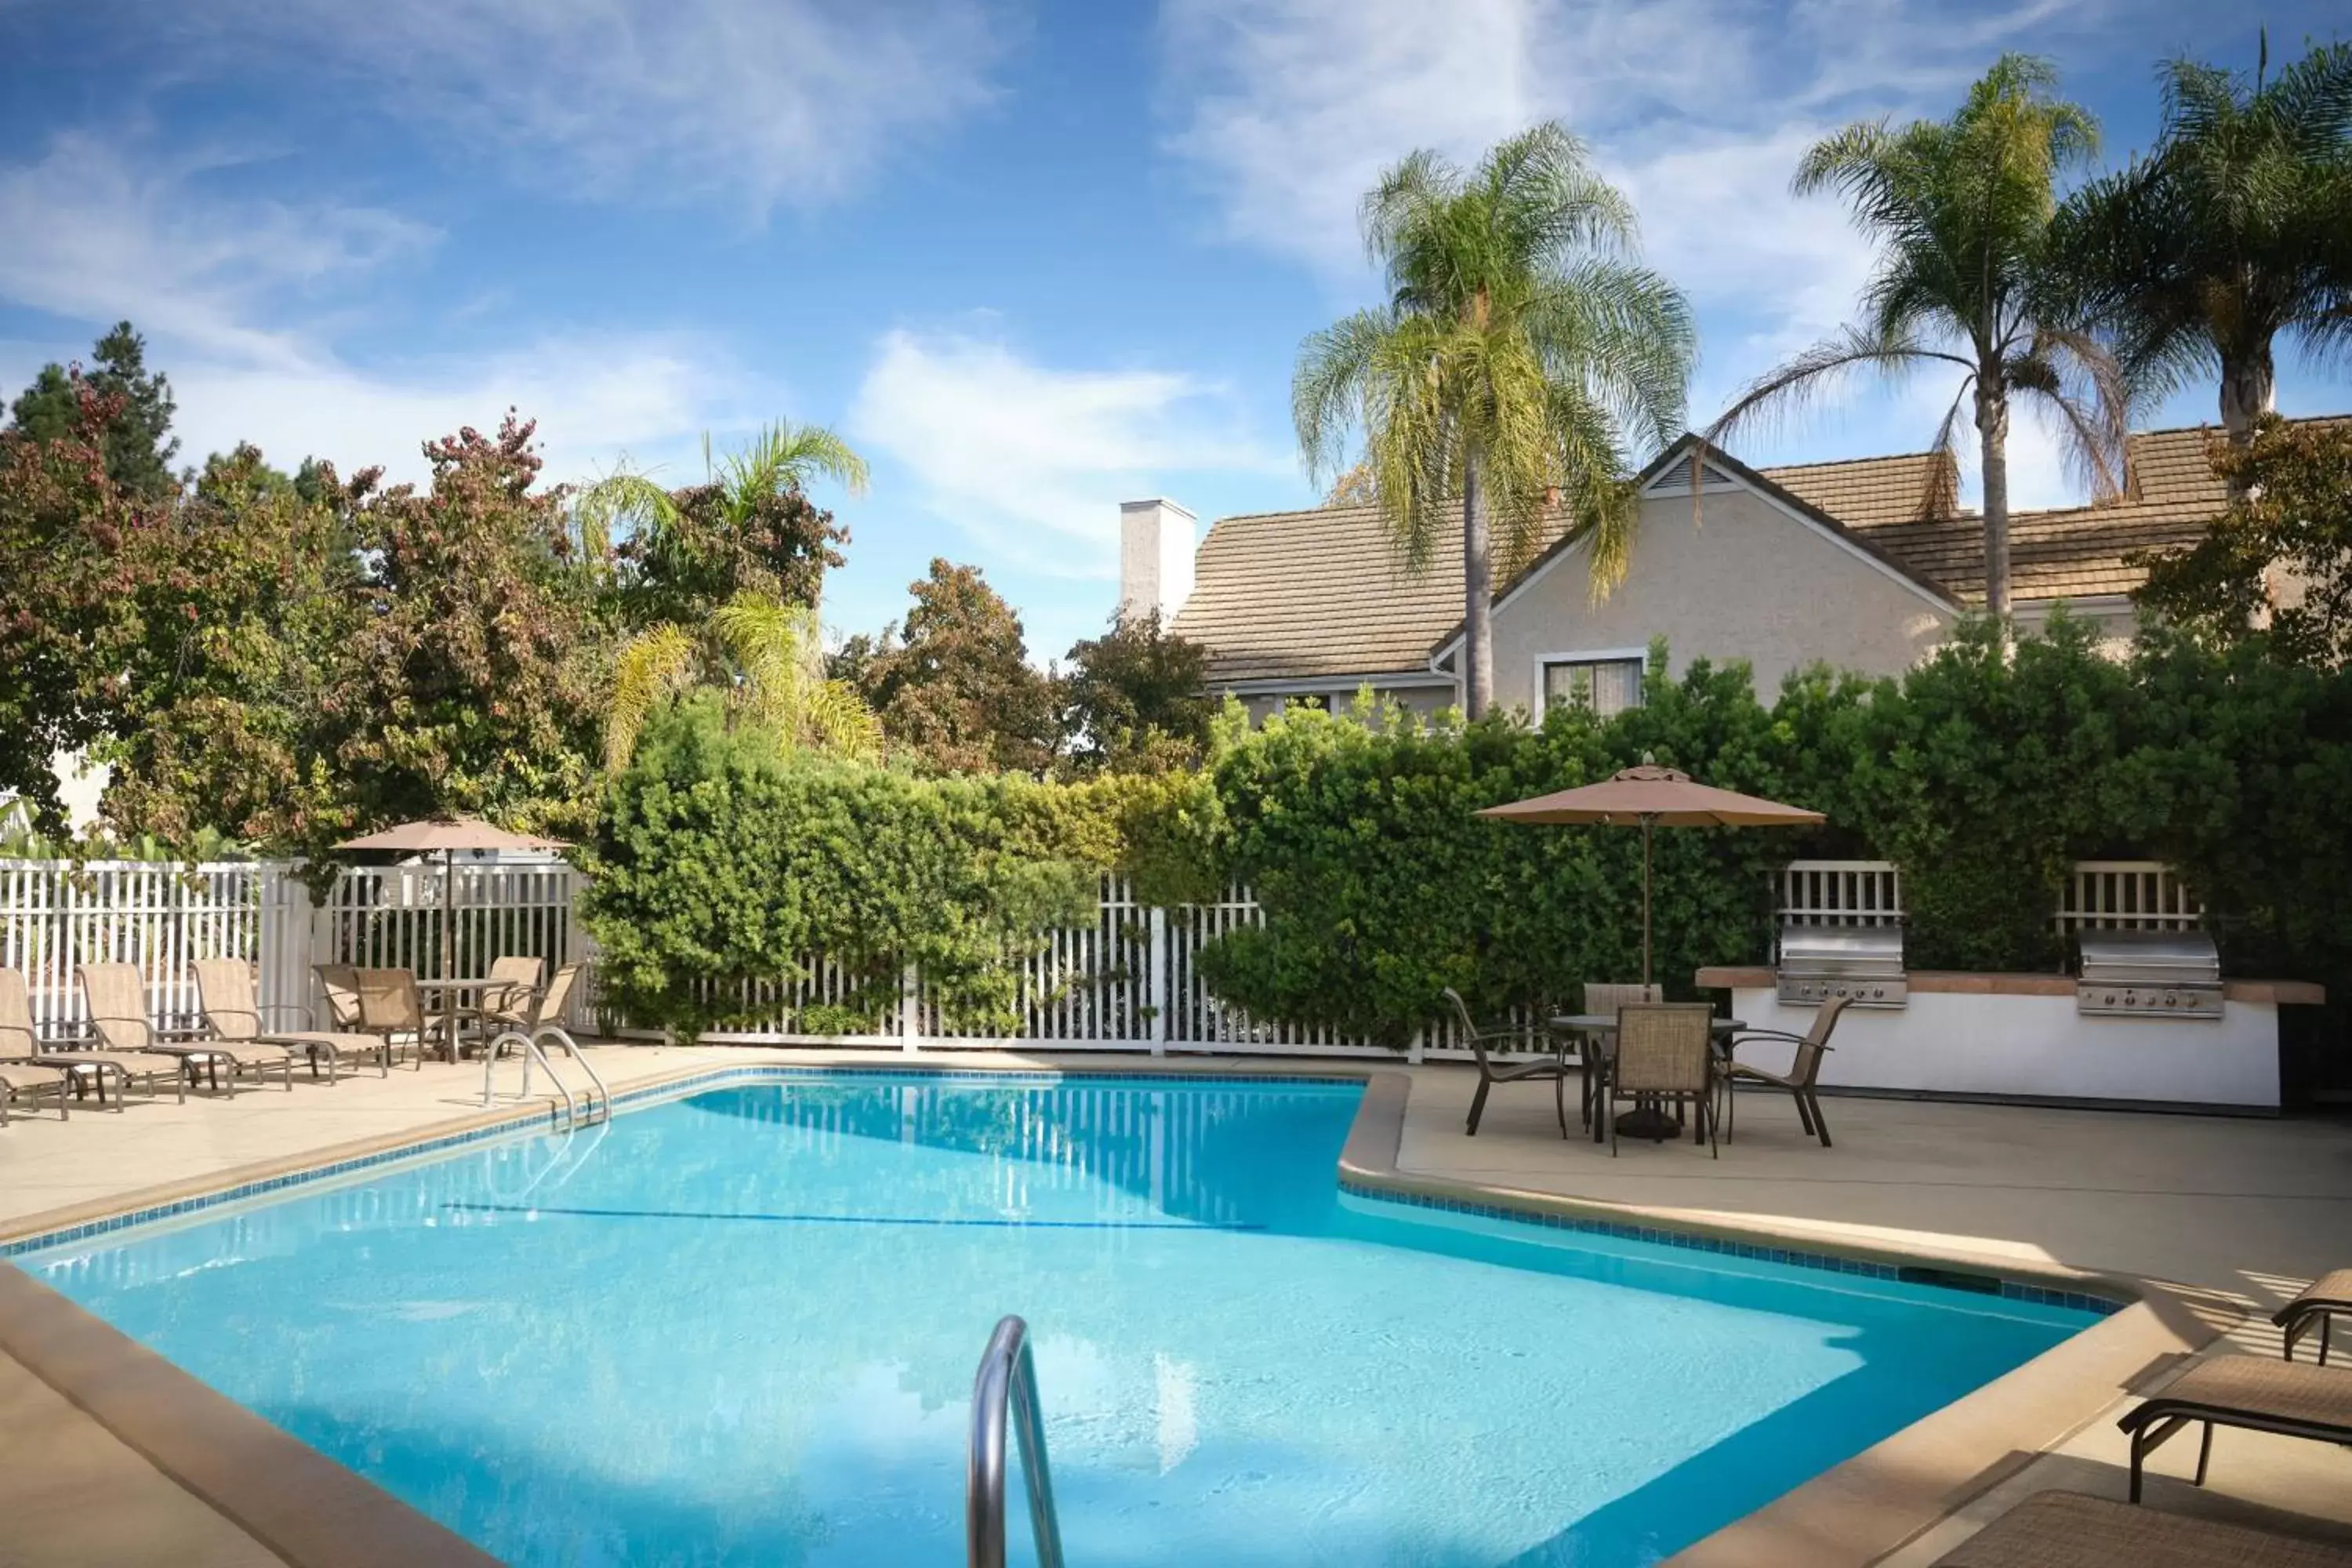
[444,848,457,1062]
[1641,815,1654,989]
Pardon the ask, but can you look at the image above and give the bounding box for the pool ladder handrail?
[968,1314,1065,1568]
[481,1025,611,1131]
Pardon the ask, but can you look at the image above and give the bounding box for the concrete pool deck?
[2,1044,2347,1566]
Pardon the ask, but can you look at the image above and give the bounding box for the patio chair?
[2275,1269,2352,1366]
[1442,988,1571,1138]
[314,964,364,1030]
[1,966,158,1108]
[191,959,385,1083]
[353,967,451,1068]
[1928,1489,2352,1566]
[2116,1355,2352,1503]
[1604,1003,1718,1157]
[476,954,547,1040]
[78,964,296,1095]
[1574,982,1663,1129]
[1720,995,1849,1148]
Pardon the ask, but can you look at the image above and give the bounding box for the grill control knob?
[1871,986,1885,999]
[2162,993,2177,1007]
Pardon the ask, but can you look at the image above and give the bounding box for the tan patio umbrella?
[334,817,568,1058]
[1478,764,1823,986]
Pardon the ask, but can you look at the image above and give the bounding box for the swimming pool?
[16,1073,2099,1566]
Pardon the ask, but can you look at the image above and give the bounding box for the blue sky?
[2,0,2346,662]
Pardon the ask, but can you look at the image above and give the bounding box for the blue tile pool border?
[0,1061,2125,1317]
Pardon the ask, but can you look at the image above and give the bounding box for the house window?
[1542,655,1644,717]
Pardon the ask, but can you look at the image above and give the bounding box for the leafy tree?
[1294,122,1695,718]
[1059,610,1214,774]
[2132,416,2352,664]
[578,421,865,630]
[96,446,364,846]
[322,415,606,843]
[8,322,181,498]
[2051,41,2352,452]
[850,559,1061,774]
[1708,56,2128,619]
[605,592,880,771]
[0,386,159,835]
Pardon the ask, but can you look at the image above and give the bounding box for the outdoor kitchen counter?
[1695,967,2325,1006]
[1693,969,2320,1111]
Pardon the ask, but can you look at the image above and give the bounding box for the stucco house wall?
[1473,485,1957,714]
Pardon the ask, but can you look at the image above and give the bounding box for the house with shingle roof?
[1116,422,2279,722]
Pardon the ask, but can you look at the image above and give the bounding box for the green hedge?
[577,696,1145,1040]
[1187,619,2352,1053]
[579,623,2352,1080]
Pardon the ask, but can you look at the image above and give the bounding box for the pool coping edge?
[0,1054,2241,1568]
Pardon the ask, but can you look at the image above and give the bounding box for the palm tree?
[575,419,871,565]
[604,591,883,771]
[1707,56,2129,619]
[1293,123,1695,719]
[2049,39,2352,456]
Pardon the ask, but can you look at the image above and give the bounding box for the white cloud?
[169,0,1011,213]
[0,134,760,485]
[1159,0,2138,488]
[0,133,434,368]
[848,328,1286,577]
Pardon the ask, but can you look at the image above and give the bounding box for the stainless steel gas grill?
[2075,929,2224,1019]
[1775,926,1907,1008]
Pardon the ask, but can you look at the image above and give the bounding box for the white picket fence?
[0,855,2205,1059]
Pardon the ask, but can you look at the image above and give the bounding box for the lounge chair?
[2117,1355,2352,1503]
[1929,1489,2352,1566]
[78,964,296,1096]
[1443,988,1572,1138]
[2,967,167,1106]
[192,959,385,1083]
[1720,994,1850,1147]
[0,972,74,1124]
[1605,1003,1719,1157]
[2276,1269,2352,1366]
[1576,982,1663,1129]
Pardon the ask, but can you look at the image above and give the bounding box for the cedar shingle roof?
[1767,427,2240,606]
[1171,503,1572,684]
[1171,420,2326,683]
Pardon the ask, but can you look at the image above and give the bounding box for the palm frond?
[605,623,699,771]
[575,470,677,560]
[717,421,871,522]
[1704,323,1970,456]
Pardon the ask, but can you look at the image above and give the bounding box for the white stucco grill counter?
[1697,968,2325,1112]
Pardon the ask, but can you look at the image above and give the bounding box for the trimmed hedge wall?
[580,622,2352,1088]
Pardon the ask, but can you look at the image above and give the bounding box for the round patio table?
[1548,1014,1744,1144]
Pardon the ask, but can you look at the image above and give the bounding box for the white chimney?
[1118,498,1196,626]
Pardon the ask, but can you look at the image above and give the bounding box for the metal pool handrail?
[968,1314,1065,1568]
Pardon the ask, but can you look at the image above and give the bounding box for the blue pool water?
[17,1074,2096,1566]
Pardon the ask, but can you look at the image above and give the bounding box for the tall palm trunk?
[2219,337,2277,506]
[1460,448,1495,718]
[1975,380,2013,619]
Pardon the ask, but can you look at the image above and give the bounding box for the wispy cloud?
[164,0,1014,214]
[1161,0,2091,278]
[848,328,1286,577]
[0,132,434,369]
[0,132,762,483]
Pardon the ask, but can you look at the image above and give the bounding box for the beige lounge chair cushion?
[2285,1269,2352,1313]
[1935,1490,2352,1566]
[2145,1355,2352,1434]
[1,1060,72,1091]
[44,1049,180,1080]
